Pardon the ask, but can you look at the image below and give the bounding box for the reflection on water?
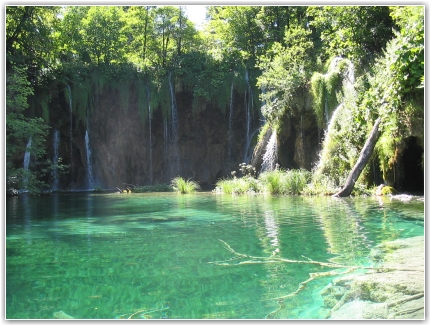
[6,193,424,319]
[263,210,279,247]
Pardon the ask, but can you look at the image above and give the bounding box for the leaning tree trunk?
[333,117,381,197]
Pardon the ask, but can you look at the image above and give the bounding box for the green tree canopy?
[307,6,394,64]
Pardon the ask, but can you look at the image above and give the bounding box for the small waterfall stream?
[169,71,178,141]
[23,137,32,188]
[146,85,153,184]
[85,130,94,189]
[315,58,357,173]
[242,68,257,163]
[168,71,179,176]
[66,85,73,167]
[52,130,60,191]
[228,81,234,162]
[261,131,278,172]
[244,69,252,150]
[164,120,168,157]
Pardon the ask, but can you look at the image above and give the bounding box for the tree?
[6,64,50,193]
[256,6,307,46]
[149,6,198,69]
[307,6,395,64]
[6,6,61,73]
[333,117,381,197]
[79,6,127,64]
[55,6,90,63]
[257,26,315,126]
[360,6,424,184]
[122,6,156,67]
[206,6,264,66]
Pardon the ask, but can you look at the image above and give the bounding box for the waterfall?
[242,68,256,163]
[52,130,60,191]
[228,81,234,161]
[343,59,355,92]
[168,71,179,176]
[322,57,356,126]
[244,69,252,149]
[164,120,168,156]
[23,137,32,188]
[66,85,73,167]
[261,131,278,172]
[168,71,178,141]
[146,85,153,185]
[324,94,329,125]
[85,130,94,189]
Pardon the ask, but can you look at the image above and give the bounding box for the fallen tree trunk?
[333,117,381,197]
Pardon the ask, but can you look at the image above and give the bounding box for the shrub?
[171,177,200,194]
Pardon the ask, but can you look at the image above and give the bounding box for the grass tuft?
[171,177,200,194]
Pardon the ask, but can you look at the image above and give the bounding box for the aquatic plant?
[171,176,200,194]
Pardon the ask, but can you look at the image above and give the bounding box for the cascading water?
[146,85,153,185]
[326,58,356,127]
[66,85,73,167]
[52,130,60,191]
[244,69,252,150]
[168,71,179,176]
[242,68,257,163]
[343,60,355,92]
[315,58,357,172]
[164,120,168,157]
[85,130,94,189]
[23,137,32,188]
[228,81,234,162]
[261,131,278,172]
[168,71,178,141]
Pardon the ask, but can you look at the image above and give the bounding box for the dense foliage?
[6,5,424,194]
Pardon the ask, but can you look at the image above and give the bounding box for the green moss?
[310,72,325,128]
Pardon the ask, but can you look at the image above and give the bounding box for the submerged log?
[333,117,381,197]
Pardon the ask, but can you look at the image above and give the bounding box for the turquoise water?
[6,192,424,319]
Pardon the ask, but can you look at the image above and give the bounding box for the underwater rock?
[324,236,424,319]
[150,216,186,223]
[53,311,74,319]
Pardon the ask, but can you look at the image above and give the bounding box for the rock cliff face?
[39,76,320,191]
[87,84,256,190]
[42,78,259,190]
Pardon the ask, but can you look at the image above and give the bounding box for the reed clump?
[171,176,200,194]
[215,165,311,195]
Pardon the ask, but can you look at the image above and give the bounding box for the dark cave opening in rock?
[401,136,424,194]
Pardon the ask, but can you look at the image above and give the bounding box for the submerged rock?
[53,311,74,319]
[322,236,424,319]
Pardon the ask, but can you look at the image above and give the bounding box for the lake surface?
[6,192,424,319]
